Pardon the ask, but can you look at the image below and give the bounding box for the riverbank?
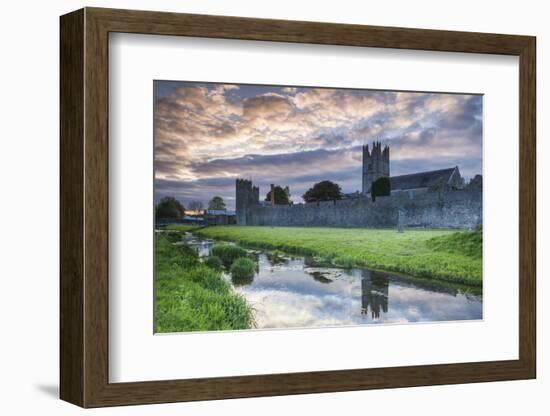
[154,234,253,332]
[194,226,482,286]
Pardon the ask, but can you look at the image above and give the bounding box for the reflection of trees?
[361,270,389,319]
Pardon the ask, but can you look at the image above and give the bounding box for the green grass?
[203,255,223,271]
[195,226,482,286]
[230,257,256,282]
[427,226,482,259]
[154,234,253,333]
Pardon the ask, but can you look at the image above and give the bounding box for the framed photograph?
[60,7,536,407]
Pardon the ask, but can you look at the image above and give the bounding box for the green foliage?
[302,180,342,203]
[154,235,253,333]
[333,255,356,269]
[265,186,290,204]
[208,196,226,211]
[229,257,256,285]
[210,244,248,268]
[163,231,183,243]
[195,226,482,286]
[204,255,223,271]
[371,176,391,201]
[427,227,482,259]
[155,196,185,219]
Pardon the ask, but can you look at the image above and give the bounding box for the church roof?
[390,167,457,191]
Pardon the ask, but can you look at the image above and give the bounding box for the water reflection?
[309,271,333,284]
[180,234,483,329]
[361,271,389,319]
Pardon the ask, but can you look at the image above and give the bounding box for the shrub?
[211,245,247,268]
[204,255,223,271]
[229,257,256,285]
[371,176,391,201]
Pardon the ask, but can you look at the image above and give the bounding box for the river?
[177,232,482,329]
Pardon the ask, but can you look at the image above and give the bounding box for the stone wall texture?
[237,186,482,229]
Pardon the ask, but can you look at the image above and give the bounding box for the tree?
[155,196,185,219]
[188,200,204,213]
[265,186,290,205]
[208,196,226,211]
[371,177,391,201]
[302,180,342,203]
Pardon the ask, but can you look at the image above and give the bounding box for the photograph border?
[60,7,536,407]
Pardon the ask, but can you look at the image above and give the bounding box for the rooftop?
[390,167,457,191]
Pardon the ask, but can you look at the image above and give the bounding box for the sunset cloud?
[154,81,482,209]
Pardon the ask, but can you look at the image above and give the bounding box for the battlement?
[363,141,390,160]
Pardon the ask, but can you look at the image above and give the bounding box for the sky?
[154,81,482,210]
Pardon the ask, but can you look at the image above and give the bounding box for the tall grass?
[195,226,482,286]
[155,235,253,333]
[229,257,256,285]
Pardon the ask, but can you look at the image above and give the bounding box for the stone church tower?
[362,142,390,195]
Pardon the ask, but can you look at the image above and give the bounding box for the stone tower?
[362,141,390,195]
[236,179,259,225]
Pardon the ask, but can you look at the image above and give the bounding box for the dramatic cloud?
[154,81,482,209]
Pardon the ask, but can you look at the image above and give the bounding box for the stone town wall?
[238,188,482,229]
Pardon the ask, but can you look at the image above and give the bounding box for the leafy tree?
[188,200,204,213]
[371,177,391,201]
[265,186,290,205]
[155,196,185,219]
[302,180,342,203]
[465,174,482,191]
[208,196,226,211]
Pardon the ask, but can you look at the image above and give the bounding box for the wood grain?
[59,8,84,407]
[60,7,537,408]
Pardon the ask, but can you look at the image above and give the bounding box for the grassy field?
[195,226,482,286]
[154,234,253,332]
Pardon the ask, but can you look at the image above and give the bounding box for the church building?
[362,142,465,197]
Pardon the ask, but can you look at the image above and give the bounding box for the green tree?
[265,186,290,205]
[371,177,391,201]
[155,196,185,219]
[208,196,226,211]
[302,180,342,203]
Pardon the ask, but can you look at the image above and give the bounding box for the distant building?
[204,209,236,225]
[390,166,464,197]
[362,142,464,197]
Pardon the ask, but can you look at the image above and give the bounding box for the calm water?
[178,233,482,329]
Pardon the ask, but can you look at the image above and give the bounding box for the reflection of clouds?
[239,289,362,328]
[154,82,482,209]
[384,286,482,322]
[231,253,482,329]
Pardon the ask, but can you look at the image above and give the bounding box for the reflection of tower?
[361,270,389,319]
[362,142,390,195]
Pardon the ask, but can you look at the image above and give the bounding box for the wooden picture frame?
[60,7,536,408]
